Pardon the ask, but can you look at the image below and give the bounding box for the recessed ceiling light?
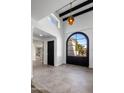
[40,34,43,36]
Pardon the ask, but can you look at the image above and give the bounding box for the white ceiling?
[57,0,87,14]
[31,0,87,21]
[33,27,54,40]
[32,0,71,21]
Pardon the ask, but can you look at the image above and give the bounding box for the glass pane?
[76,34,86,39]
[70,34,77,40]
[75,46,87,57]
[75,44,86,56]
[77,39,87,45]
[75,39,87,57]
[68,33,87,57]
[68,39,76,46]
[68,45,76,51]
[68,50,76,56]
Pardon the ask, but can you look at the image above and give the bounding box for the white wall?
[43,37,57,66]
[32,11,93,68]
[32,17,64,66]
[63,11,93,68]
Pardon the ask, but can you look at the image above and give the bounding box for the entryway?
[66,32,89,67]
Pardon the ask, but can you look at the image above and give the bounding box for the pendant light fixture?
[67,1,75,25]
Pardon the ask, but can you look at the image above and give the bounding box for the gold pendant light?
[67,1,75,25]
[67,16,75,25]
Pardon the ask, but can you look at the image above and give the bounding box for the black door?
[48,41,54,66]
[66,32,89,67]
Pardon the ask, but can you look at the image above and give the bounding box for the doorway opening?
[35,47,44,62]
[66,32,89,67]
[48,41,54,66]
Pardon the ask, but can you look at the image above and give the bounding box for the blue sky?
[71,34,87,45]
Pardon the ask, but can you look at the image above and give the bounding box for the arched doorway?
[66,32,89,67]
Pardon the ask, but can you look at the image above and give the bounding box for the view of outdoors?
[68,33,87,57]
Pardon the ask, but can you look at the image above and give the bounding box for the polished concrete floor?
[32,61,93,93]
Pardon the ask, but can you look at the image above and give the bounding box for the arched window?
[66,32,89,67]
[68,33,87,57]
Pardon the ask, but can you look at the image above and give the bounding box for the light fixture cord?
[70,1,73,17]
[56,0,77,12]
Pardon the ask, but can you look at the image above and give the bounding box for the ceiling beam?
[63,7,93,21]
[59,0,93,17]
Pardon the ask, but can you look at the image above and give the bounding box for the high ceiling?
[31,0,72,21]
[31,0,92,21]
[32,0,93,40]
[58,0,93,21]
[57,0,87,14]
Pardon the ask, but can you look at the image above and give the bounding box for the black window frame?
[66,32,89,58]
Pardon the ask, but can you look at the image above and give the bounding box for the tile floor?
[32,61,93,93]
